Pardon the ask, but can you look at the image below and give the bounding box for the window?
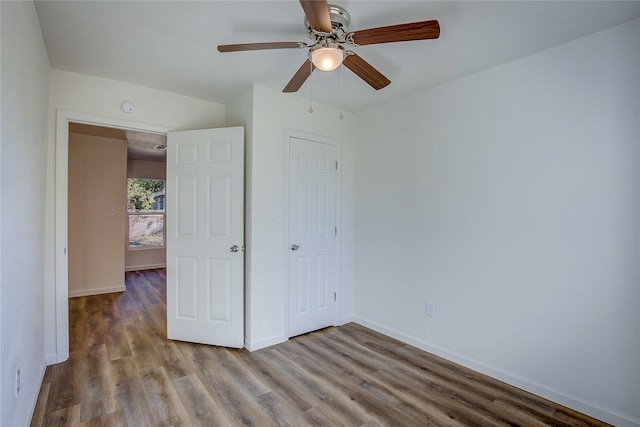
[127,178,165,249]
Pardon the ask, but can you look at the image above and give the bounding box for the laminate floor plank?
[273,344,398,426]
[110,357,156,425]
[78,410,127,427]
[30,381,50,427]
[79,344,116,422]
[42,349,84,415]
[266,347,373,425]
[349,330,575,426]
[217,348,272,398]
[177,340,216,363]
[193,356,275,426]
[240,349,321,413]
[395,343,571,423]
[43,404,81,427]
[282,335,445,426]
[103,322,132,361]
[82,297,106,351]
[357,347,526,425]
[124,318,164,377]
[68,298,86,351]
[149,334,193,380]
[317,335,498,426]
[363,334,559,420]
[139,366,191,426]
[32,269,611,427]
[253,390,300,427]
[371,367,516,427]
[320,335,495,425]
[172,373,232,426]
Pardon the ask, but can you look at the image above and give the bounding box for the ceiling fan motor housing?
[305,4,351,41]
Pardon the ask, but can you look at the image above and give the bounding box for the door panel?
[288,137,338,337]
[167,127,244,348]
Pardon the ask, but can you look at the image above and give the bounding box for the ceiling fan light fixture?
[310,46,343,71]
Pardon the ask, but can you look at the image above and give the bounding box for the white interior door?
[166,127,244,348]
[288,136,338,337]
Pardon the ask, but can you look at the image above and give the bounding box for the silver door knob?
[230,245,240,253]
[291,244,300,251]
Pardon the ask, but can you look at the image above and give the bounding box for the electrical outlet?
[425,302,435,318]
[16,367,20,396]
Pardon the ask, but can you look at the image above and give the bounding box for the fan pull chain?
[339,63,344,120]
[309,60,314,114]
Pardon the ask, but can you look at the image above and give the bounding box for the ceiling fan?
[217,0,440,93]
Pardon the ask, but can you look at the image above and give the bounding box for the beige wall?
[68,132,127,297]
[127,158,166,180]
[126,159,167,271]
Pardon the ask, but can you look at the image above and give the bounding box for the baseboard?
[124,263,166,272]
[338,314,355,326]
[46,353,58,365]
[21,357,47,427]
[245,333,288,352]
[352,315,639,427]
[68,285,125,298]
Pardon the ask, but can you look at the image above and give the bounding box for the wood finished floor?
[31,269,610,427]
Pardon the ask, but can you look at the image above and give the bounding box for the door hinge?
[334,226,337,236]
[335,160,338,170]
[334,292,337,301]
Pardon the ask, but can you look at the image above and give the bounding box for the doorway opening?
[53,110,171,364]
[67,122,168,297]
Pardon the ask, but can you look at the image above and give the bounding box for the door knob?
[230,245,240,253]
[291,244,300,251]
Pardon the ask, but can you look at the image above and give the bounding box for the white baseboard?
[245,333,288,352]
[21,357,47,427]
[68,285,125,298]
[352,315,639,427]
[338,314,355,326]
[124,263,166,272]
[46,353,58,365]
[244,314,354,352]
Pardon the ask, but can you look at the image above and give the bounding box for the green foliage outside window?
[127,178,165,248]
[127,178,164,212]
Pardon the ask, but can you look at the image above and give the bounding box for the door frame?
[283,129,342,339]
[53,109,172,363]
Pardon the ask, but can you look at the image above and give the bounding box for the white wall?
[354,19,640,426]
[0,1,51,425]
[125,159,167,271]
[226,86,255,342]
[45,70,227,362]
[37,11,637,426]
[228,85,356,350]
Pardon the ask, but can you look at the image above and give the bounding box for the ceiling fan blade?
[283,59,316,93]
[217,42,306,52]
[342,53,390,90]
[299,0,332,33]
[346,20,440,46]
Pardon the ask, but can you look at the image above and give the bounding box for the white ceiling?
[35,1,640,113]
